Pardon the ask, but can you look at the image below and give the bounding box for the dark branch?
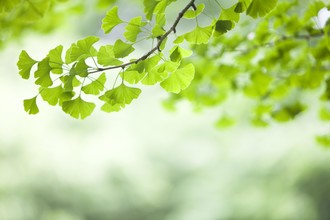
[89,0,195,75]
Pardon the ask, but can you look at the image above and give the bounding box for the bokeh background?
[1,0,330,219]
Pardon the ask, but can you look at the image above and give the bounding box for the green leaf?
[143,0,159,20]
[39,85,64,106]
[63,64,80,91]
[34,57,53,87]
[152,24,166,38]
[62,96,96,119]
[82,73,106,95]
[75,59,90,77]
[124,16,144,42]
[48,45,64,74]
[17,50,38,79]
[220,4,240,22]
[101,102,125,112]
[100,83,141,105]
[102,6,124,34]
[113,39,135,58]
[23,96,39,115]
[67,36,99,62]
[216,115,236,128]
[122,70,146,84]
[161,63,195,93]
[316,134,330,148]
[170,46,193,62]
[184,4,205,19]
[97,45,123,66]
[214,20,233,35]
[247,0,278,18]
[184,26,213,44]
[141,63,168,85]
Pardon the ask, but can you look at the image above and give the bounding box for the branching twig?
[88,0,196,74]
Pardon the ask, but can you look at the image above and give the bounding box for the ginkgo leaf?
[75,59,90,77]
[102,6,124,34]
[141,64,168,85]
[160,63,195,93]
[184,26,213,44]
[113,39,135,58]
[215,20,233,35]
[121,70,146,84]
[23,96,39,115]
[48,45,64,74]
[124,16,144,42]
[39,85,64,106]
[247,0,278,18]
[220,4,240,22]
[152,24,166,38]
[63,64,80,91]
[67,36,99,62]
[17,50,38,79]
[82,73,106,95]
[184,4,205,19]
[170,46,193,62]
[100,83,141,105]
[143,0,158,20]
[62,96,96,119]
[101,102,125,112]
[97,45,123,66]
[34,57,53,87]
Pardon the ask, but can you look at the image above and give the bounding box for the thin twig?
[88,0,196,74]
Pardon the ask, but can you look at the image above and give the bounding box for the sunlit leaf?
[17,50,38,79]
[48,45,64,74]
[97,45,123,66]
[113,39,135,58]
[82,73,106,95]
[124,16,144,42]
[62,96,96,119]
[247,0,278,18]
[184,4,205,19]
[161,63,195,93]
[23,96,39,115]
[34,57,53,87]
[102,6,124,34]
[184,26,213,44]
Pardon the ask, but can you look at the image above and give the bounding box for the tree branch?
[88,0,195,75]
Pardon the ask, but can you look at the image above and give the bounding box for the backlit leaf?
[23,96,39,115]
[17,50,38,79]
[184,26,213,44]
[97,45,123,66]
[124,16,144,42]
[62,96,96,119]
[247,0,278,18]
[113,39,135,58]
[100,83,141,105]
[82,73,106,95]
[48,45,64,74]
[34,57,53,87]
[161,63,195,93]
[184,4,205,19]
[39,85,64,106]
[102,6,124,34]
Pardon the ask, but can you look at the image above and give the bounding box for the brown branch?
[88,0,196,75]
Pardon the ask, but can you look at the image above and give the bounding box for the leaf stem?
[88,0,196,75]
